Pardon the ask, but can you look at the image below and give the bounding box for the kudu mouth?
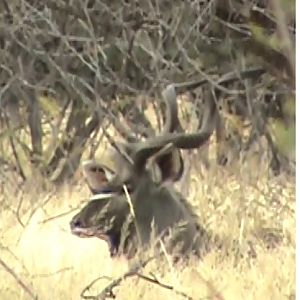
[70,219,120,257]
[70,225,101,238]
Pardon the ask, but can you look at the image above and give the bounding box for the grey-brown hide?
[70,166,205,258]
[70,84,215,259]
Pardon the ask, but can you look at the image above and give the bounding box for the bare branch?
[0,257,37,300]
[81,257,154,300]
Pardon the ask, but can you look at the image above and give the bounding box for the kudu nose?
[70,218,82,229]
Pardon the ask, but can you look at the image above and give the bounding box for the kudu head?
[70,85,213,259]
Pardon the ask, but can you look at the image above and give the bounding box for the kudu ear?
[82,160,115,194]
[146,144,184,182]
[155,149,184,182]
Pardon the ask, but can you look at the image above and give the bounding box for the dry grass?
[0,153,295,300]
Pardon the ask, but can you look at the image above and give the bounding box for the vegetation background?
[0,0,295,299]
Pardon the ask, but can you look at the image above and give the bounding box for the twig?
[0,257,37,300]
[15,189,25,228]
[4,114,27,181]
[39,206,81,224]
[81,257,154,300]
[31,267,73,278]
[123,184,142,248]
[25,191,56,226]
[81,276,113,299]
[137,272,196,300]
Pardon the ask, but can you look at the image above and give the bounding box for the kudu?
[70,84,216,260]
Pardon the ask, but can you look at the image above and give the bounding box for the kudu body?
[70,84,215,260]
[71,164,206,258]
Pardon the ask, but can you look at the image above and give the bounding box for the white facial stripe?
[89,193,118,201]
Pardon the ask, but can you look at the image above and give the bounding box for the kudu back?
[70,85,215,260]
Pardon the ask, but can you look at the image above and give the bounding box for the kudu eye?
[91,166,103,173]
